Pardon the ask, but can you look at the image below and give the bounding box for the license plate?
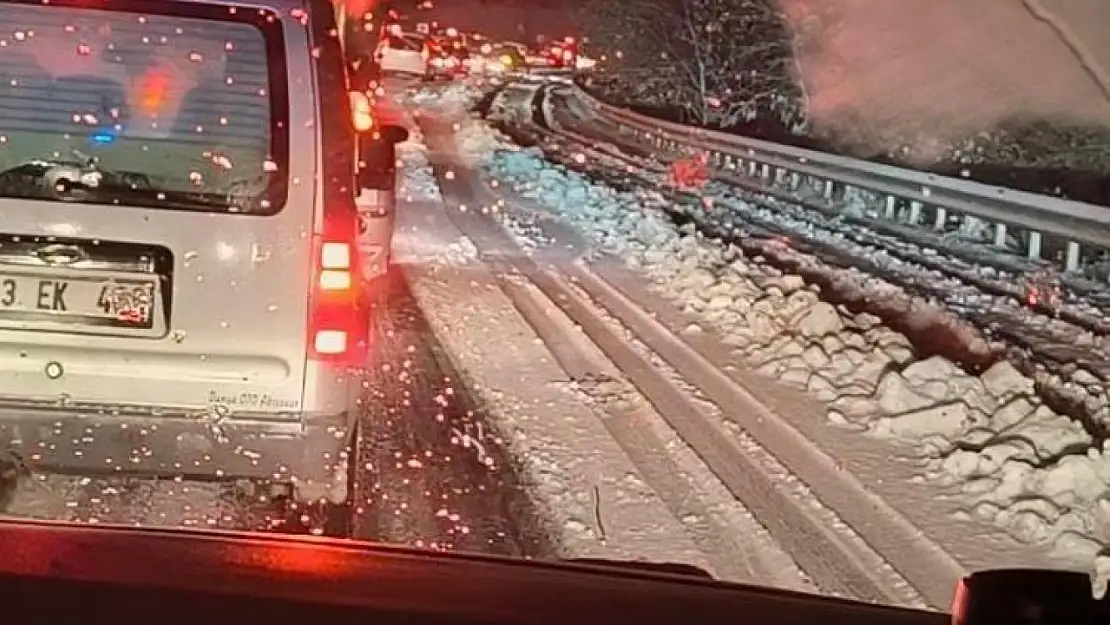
[0,272,156,330]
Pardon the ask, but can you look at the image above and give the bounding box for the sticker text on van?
[207,391,301,411]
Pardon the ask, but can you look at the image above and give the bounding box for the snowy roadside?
[388,109,724,575]
[450,99,1110,590]
[391,118,480,266]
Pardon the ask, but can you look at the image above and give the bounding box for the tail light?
[349,91,374,131]
[307,212,368,366]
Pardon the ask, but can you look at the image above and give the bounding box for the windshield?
[0,0,286,213]
[3,0,1110,617]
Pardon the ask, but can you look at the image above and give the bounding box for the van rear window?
[0,0,289,215]
[386,34,424,53]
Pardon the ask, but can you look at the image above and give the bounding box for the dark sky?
[404,0,579,42]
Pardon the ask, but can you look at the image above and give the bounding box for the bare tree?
[668,0,801,128]
[579,0,806,132]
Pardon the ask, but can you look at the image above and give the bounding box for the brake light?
[307,213,367,365]
[319,242,353,291]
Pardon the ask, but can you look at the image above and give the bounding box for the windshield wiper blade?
[79,183,234,210]
[0,158,236,210]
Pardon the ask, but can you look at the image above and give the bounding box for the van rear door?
[0,1,317,417]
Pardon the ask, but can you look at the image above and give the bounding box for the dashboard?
[0,519,947,625]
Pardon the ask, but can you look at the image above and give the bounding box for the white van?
[0,0,407,510]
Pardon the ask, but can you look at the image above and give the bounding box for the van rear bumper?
[0,405,352,486]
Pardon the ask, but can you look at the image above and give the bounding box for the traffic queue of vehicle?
[370,15,589,83]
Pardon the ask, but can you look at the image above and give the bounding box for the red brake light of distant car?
[307,206,367,365]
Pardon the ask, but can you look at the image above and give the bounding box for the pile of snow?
[454,107,516,167]
[397,131,444,203]
[402,80,486,112]
[467,137,1110,582]
[487,85,539,128]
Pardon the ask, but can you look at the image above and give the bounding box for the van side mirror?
[356,127,407,192]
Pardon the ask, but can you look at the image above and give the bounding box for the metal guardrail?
[567,85,1110,275]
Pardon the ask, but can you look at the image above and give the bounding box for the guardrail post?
[823,180,834,199]
[761,164,771,179]
[908,201,922,225]
[1065,241,1081,272]
[993,224,1007,247]
[884,195,897,219]
[933,207,947,230]
[748,162,758,177]
[1027,232,1042,259]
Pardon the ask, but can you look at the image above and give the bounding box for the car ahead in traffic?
[425,42,471,80]
[543,37,579,70]
[374,31,430,78]
[478,46,528,75]
[0,0,407,512]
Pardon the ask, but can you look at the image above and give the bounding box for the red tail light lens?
[307,214,368,365]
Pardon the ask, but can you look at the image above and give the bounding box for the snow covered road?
[399,80,1110,596]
